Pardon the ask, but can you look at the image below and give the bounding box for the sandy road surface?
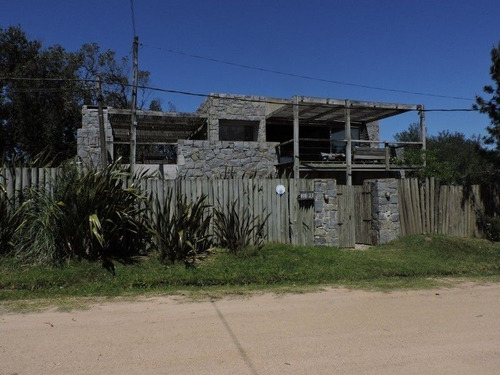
[1,284,500,375]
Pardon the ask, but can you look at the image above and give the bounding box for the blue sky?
[1,0,499,140]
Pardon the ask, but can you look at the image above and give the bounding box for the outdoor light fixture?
[276,185,286,196]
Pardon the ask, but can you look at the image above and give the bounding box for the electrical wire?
[0,76,480,112]
[141,43,476,102]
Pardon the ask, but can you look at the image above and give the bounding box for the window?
[330,127,360,153]
[219,120,258,141]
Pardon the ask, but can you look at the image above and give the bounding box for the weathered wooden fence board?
[6,168,499,244]
[354,183,373,245]
[397,178,486,238]
[1,168,310,244]
[337,185,356,247]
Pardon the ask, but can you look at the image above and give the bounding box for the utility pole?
[345,100,352,186]
[130,35,139,174]
[419,105,426,167]
[97,76,108,168]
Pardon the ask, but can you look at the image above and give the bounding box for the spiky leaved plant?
[15,160,152,269]
[0,177,24,256]
[213,198,269,255]
[151,189,212,266]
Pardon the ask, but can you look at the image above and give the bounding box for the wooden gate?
[337,183,373,247]
[337,185,355,247]
[354,183,373,245]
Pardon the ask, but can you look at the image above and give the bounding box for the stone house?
[77,93,425,184]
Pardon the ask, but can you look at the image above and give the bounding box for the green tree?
[148,98,163,111]
[395,123,495,184]
[0,26,81,162]
[77,42,151,109]
[0,25,155,163]
[475,41,500,149]
[427,131,494,184]
[394,123,421,143]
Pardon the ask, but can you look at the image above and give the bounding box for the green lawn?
[1,235,500,303]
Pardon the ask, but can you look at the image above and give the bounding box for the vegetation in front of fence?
[4,162,152,270]
[1,161,276,271]
[0,178,24,256]
[477,213,500,242]
[151,191,212,266]
[1,235,500,302]
[213,198,269,255]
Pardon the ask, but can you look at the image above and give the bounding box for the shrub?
[151,190,212,266]
[13,188,69,264]
[14,161,152,269]
[0,178,24,256]
[213,199,269,254]
[478,213,500,242]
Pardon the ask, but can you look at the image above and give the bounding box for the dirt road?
[1,284,500,374]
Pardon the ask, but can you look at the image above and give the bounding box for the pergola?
[106,108,207,164]
[267,96,425,185]
[108,108,207,145]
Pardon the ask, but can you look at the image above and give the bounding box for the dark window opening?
[114,143,178,164]
[330,127,361,153]
[219,120,258,141]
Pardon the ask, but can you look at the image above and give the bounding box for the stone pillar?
[258,119,266,142]
[369,178,400,244]
[77,106,113,166]
[366,120,379,148]
[313,179,339,246]
[208,117,220,142]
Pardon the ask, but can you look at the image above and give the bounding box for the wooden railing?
[276,138,424,167]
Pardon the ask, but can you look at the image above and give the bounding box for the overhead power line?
[141,43,476,102]
[0,76,479,112]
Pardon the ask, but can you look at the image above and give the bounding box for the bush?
[0,178,24,256]
[213,199,269,254]
[478,214,500,242]
[151,190,212,266]
[14,161,152,269]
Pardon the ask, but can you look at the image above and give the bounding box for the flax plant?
[151,190,212,266]
[213,198,269,255]
[14,161,152,269]
[0,178,24,256]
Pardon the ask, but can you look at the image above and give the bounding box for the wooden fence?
[397,178,489,237]
[0,167,314,245]
[4,167,499,244]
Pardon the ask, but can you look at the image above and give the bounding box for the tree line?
[1,25,500,182]
[395,41,500,184]
[0,25,160,164]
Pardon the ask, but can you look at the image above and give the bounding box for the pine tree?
[475,42,500,149]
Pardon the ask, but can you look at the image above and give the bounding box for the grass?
[1,234,500,309]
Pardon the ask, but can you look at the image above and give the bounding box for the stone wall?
[177,140,278,178]
[77,106,113,166]
[368,178,400,244]
[366,121,379,146]
[313,180,339,246]
[197,94,267,142]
